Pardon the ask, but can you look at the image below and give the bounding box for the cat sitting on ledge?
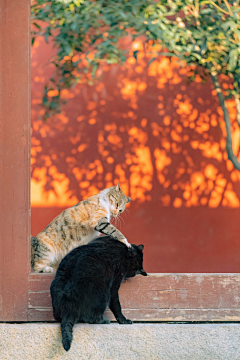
[50,235,147,351]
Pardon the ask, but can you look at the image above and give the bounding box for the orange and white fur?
[31,184,131,273]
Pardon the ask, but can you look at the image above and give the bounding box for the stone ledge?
[1,323,240,360]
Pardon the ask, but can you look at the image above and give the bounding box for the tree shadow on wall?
[31,38,240,210]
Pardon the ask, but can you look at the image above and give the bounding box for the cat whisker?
[117,215,124,227]
[116,215,121,229]
[124,208,131,216]
[113,215,119,228]
[119,215,125,225]
[115,217,120,228]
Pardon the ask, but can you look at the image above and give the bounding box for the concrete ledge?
[1,323,240,360]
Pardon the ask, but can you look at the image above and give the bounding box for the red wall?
[31,37,240,273]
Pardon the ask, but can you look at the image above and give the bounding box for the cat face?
[108,183,131,218]
[126,244,147,278]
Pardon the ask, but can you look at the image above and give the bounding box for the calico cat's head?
[126,244,148,278]
[107,183,131,218]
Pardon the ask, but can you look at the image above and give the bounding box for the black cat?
[50,235,147,351]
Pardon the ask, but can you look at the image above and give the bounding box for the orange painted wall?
[31,37,240,273]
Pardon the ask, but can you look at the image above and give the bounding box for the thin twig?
[223,0,233,16]
[207,0,231,15]
[194,0,200,28]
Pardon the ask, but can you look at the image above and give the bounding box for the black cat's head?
[126,244,148,278]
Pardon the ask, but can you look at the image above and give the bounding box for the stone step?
[1,323,240,360]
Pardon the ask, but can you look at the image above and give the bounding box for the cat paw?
[118,318,132,324]
[122,238,131,248]
[101,316,110,324]
[95,217,108,231]
[43,266,53,273]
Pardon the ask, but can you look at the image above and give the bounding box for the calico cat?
[31,184,131,273]
[50,235,147,351]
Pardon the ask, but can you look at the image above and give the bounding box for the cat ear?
[116,183,120,191]
[126,196,131,203]
[138,244,144,251]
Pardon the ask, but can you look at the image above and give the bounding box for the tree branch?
[234,93,240,128]
[210,71,240,171]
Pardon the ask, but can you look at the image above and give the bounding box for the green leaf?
[192,52,202,61]
[233,28,240,40]
[44,31,49,43]
[200,41,208,55]
[63,43,72,55]
[201,8,212,15]
[91,64,98,77]
[33,22,41,29]
[133,50,138,59]
[160,52,178,58]
[229,49,238,71]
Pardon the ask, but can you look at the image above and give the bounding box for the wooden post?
[0,0,30,320]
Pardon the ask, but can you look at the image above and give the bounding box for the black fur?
[50,236,147,351]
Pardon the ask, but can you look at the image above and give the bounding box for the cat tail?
[61,316,74,351]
